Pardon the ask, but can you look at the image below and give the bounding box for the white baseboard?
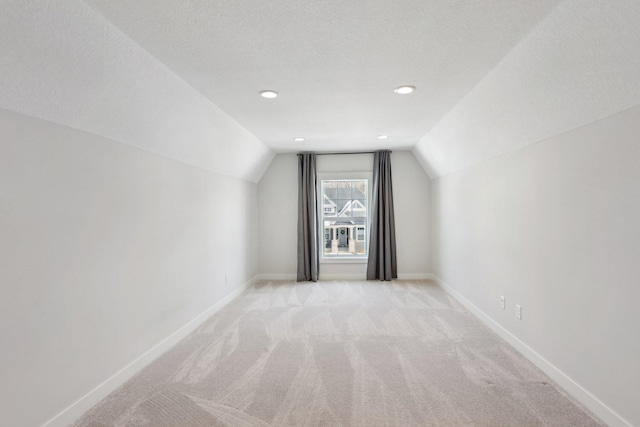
[319,273,434,281]
[256,273,436,281]
[255,273,297,281]
[257,273,367,281]
[432,275,632,427]
[319,273,366,280]
[42,276,258,427]
[397,273,434,280]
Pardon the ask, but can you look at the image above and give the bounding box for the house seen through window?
[320,179,368,258]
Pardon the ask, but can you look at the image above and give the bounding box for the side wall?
[258,151,431,280]
[430,106,640,427]
[0,109,259,427]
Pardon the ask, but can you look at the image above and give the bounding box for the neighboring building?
[321,180,368,256]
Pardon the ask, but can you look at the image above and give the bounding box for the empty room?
[1,1,639,426]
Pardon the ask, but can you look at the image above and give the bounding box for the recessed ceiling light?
[259,90,278,99]
[394,85,416,95]
[377,135,389,140]
[293,137,305,142]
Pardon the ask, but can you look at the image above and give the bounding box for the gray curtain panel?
[297,153,319,282]
[367,150,397,280]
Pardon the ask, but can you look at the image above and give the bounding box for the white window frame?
[317,172,372,264]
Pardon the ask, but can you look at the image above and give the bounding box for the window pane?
[323,194,336,217]
[336,199,350,217]
[323,181,337,200]
[353,181,366,199]
[320,179,368,258]
[337,181,351,199]
[351,199,367,217]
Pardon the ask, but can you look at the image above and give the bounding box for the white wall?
[258,151,430,280]
[430,105,640,427]
[414,0,640,178]
[0,108,259,427]
[0,0,274,182]
[258,154,298,277]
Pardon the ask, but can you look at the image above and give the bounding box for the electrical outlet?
[500,296,505,309]
[516,304,522,320]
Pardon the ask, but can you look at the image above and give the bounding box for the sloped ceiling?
[413,0,640,177]
[0,0,273,182]
[81,0,560,155]
[1,0,639,181]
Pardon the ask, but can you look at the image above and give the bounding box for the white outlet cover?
[516,304,522,320]
[500,296,505,309]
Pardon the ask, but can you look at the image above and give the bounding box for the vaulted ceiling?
[1,0,639,181]
[82,0,561,154]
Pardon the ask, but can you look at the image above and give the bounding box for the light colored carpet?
[73,280,603,426]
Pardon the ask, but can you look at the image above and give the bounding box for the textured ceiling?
[2,0,639,181]
[83,0,560,153]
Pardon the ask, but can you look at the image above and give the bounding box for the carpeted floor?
[73,280,603,426]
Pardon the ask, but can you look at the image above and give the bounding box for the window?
[319,178,369,260]
[322,194,337,214]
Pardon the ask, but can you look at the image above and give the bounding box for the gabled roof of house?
[323,183,367,214]
[337,200,366,217]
